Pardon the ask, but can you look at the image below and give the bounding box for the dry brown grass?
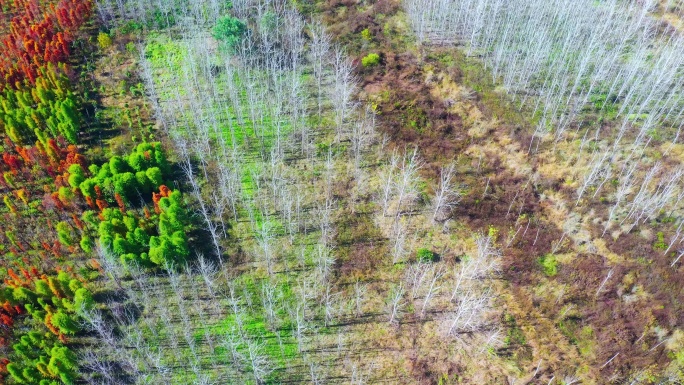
[307,0,684,382]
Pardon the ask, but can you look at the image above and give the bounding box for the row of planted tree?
[404,0,684,241]
[5,0,521,382]
[0,1,193,384]
[74,0,512,382]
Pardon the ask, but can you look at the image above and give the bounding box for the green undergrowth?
[216,314,299,364]
[144,34,299,154]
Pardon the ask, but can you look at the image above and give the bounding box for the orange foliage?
[71,213,84,230]
[44,312,60,335]
[152,192,162,214]
[114,193,125,213]
[88,258,101,271]
[0,0,93,90]
[95,198,108,212]
[159,184,171,197]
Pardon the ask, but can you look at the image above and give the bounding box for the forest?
[0,0,683,384]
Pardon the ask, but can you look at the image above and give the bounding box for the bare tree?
[432,162,461,222]
[379,153,399,217]
[390,217,408,264]
[322,283,339,326]
[256,220,276,275]
[309,22,331,119]
[393,148,423,216]
[222,329,246,370]
[246,338,274,384]
[421,266,445,318]
[331,47,358,140]
[451,235,501,300]
[313,243,336,285]
[262,281,280,330]
[196,253,218,297]
[353,280,367,317]
[385,283,406,325]
[351,110,377,170]
[448,289,493,335]
[308,359,325,385]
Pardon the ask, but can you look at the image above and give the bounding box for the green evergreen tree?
[67,279,82,293]
[51,310,79,335]
[80,235,93,253]
[112,234,131,256]
[56,222,75,246]
[67,164,86,189]
[171,231,190,259]
[56,272,73,297]
[127,152,148,172]
[135,171,152,194]
[47,346,77,385]
[112,172,137,201]
[82,210,98,229]
[152,144,170,175]
[34,280,51,299]
[148,236,172,265]
[109,156,129,175]
[13,287,38,303]
[57,99,79,144]
[22,366,42,383]
[6,362,27,384]
[88,164,100,175]
[73,288,94,314]
[145,166,163,187]
[57,186,74,206]
[123,215,137,232]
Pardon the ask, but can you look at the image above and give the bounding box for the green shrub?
[538,254,558,277]
[654,231,667,250]
[361,28,372,41]
[488,225,499,241]
[97,32,112,50]
[362,53,381,67]
[416,248,437,263]
[212,16,247,51]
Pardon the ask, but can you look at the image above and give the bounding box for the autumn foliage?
[0,0,92,90]
[0,0,94,383]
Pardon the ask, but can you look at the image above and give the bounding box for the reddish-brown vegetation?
[0,0,92,89]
